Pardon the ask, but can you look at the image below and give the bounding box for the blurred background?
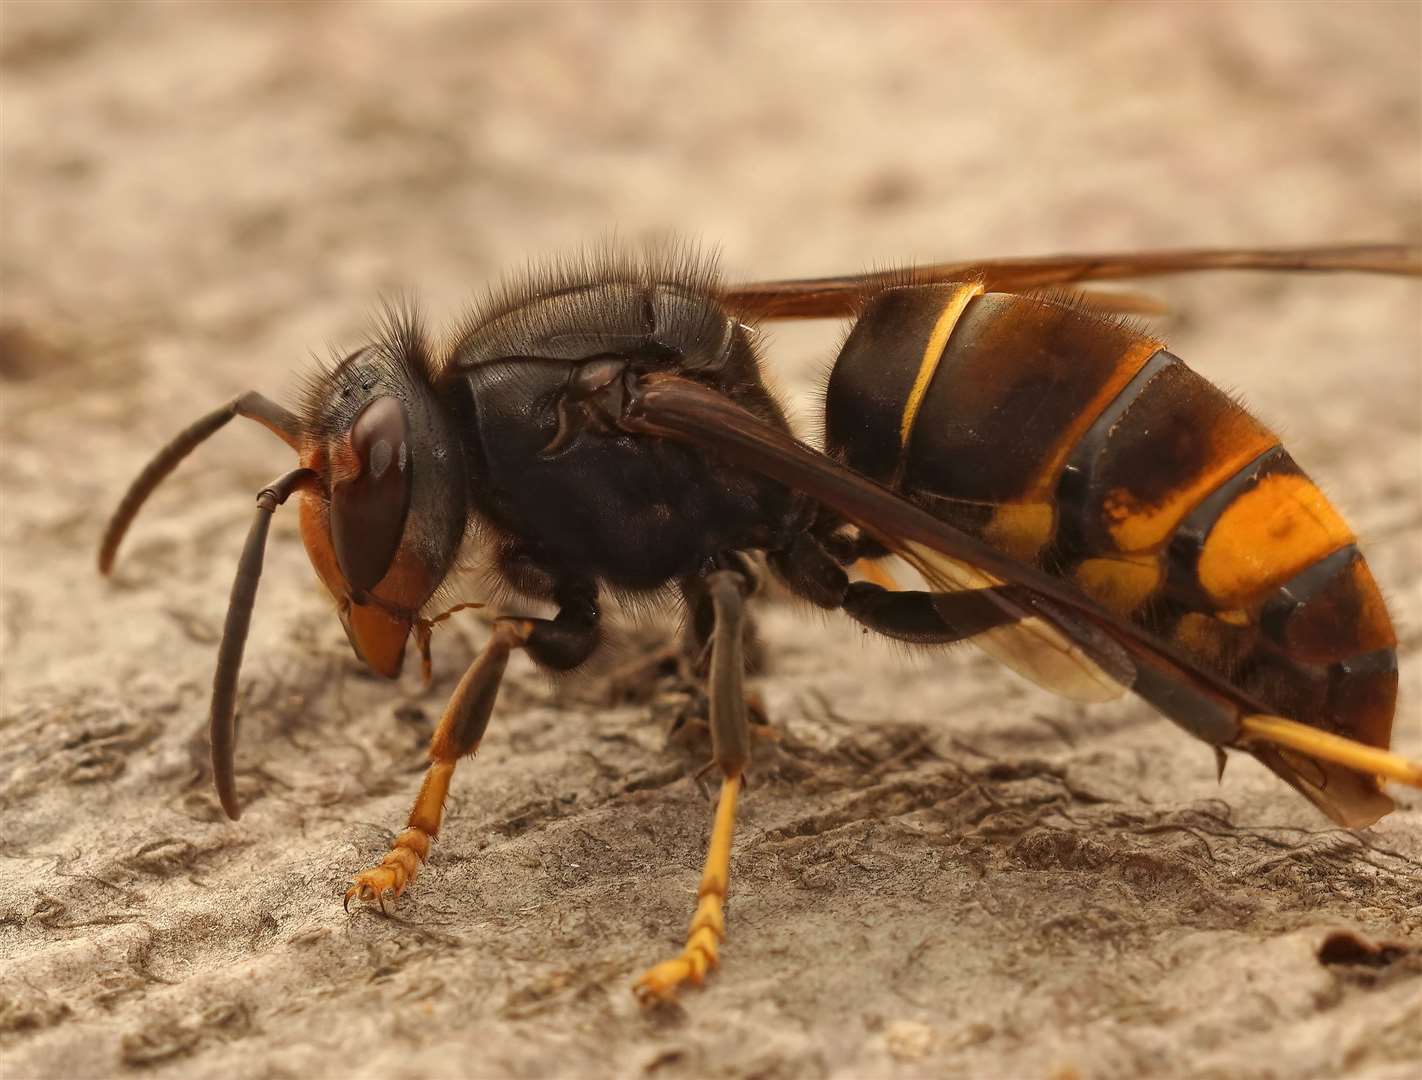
[2,3,1419,1078]
[4,2,1418,375]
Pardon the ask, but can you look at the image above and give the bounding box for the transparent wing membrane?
[898,541,1131,704]
[724,243,1422,319]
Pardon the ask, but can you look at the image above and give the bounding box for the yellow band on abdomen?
[898,282,984,449]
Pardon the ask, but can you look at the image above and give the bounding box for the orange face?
[298,415,434,679]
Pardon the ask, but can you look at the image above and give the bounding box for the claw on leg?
[634,772,742,1004]
[343,759,454,914]
[343,826,434,912]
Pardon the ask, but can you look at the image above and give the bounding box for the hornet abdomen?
[823,283,1397,760]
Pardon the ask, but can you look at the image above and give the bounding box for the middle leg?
[634,566,754,1002]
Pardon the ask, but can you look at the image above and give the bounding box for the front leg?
[345,581,600,910]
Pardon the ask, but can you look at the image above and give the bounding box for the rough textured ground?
[2,3,1420,1078]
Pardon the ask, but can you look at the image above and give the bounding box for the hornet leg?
[345,582,599,910]
[661,565,770,751]
[598,564,765,714]
[773,530,1026,644]
[634,568,752,1003]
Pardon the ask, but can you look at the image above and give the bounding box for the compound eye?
[330,395,413,594]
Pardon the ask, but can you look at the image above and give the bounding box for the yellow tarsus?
[634,773,742,1003]
[344,760,455,910]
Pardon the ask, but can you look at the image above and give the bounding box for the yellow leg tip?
[689,897,726,938]
[343,828,434,913]
[633,773,742,1006]
[687,926,721,960]
[686,946,712,980]
[632,930,723,1004]
[633,958,700,1004]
